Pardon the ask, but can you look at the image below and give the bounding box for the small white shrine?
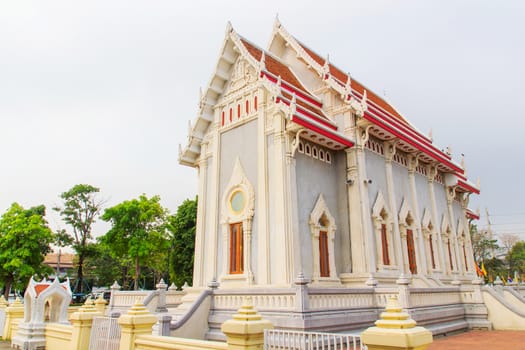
[12,277,72,350]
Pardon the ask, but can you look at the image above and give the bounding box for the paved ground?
[429,330,525,350]
[1,330,524,349]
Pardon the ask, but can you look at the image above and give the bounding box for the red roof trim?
[457,180,480,195]
[278,97,337,131]
[354,91,453,162]
[363,111,462,172]
[466,210,480,220]
[262,72,322,108]
[291,115,354,148]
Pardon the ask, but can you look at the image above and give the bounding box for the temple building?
[178,20,484,334]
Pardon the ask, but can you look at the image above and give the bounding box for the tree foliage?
[101,194,168,290]
[0,203,54,297]
[470,224,498,262]
[54,184,103,293]
[168,197,197,288]
[507,241,525,276]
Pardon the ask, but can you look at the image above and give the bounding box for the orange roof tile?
[240,38,308,94]
[298,42,410,127]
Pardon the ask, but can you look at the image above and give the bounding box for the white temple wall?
[217,119,259,280]
[414,174,431,215]
[364,151,388,208]
[294,150,349,280]
[433,182,448,225]
[391,163,411,209]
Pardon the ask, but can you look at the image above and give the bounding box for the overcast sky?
[1,1,524,240]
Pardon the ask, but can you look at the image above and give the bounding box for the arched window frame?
[372,192,395,269]
[441,215,455,274]
[309,194,339,284]
[220,158,255,285]
[421,208,438,272]
[399,199,418,275]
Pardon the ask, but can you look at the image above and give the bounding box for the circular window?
[230,190,246,214]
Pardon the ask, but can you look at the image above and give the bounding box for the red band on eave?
[364,112,462,172]
[291,115,354,148]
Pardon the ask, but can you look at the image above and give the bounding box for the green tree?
[507,241,525,276]
[0,203,54,298]
[167,197,197,288]
[84,242,126,288]
[54,184,104,293]
[470,224,498,262]
[101,195,169,290]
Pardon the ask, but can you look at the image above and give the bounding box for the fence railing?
[264,329,366,350]
[89,316,121,350]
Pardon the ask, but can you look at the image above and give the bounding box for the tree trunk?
[3,274,13,300]
[77,254,84,293]
[134,257,140,291]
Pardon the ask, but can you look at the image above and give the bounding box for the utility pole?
[485,208,494,258]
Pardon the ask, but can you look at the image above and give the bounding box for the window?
[229,108,233,122]
[254,96,258,111]
[447,240,454,271]
[221,111,225,126]
[246,100,249,114]
[407,229,417,274]
[381,224,390,265]
[229,223,243,274]
[429,234,436,269]
[463,244,468,271]
[237,104,241,119]
[305,144,311,156]
[319,231,330,277]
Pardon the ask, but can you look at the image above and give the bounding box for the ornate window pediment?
[309,194,339,284]
[220,158,255,285]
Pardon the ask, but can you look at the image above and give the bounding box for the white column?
[427,165,445,273]
[207,125,221,282]
[271,111,294,285]
[193,151,208,287]
[345,125,377,285]
[256,91,270,285]
[384,142,405,277]
[446,186,464,274]
[407,155,427,275]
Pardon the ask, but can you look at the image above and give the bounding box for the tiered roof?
[179,21,479,196]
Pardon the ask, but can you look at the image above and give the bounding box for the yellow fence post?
[2,297,24,340]
[361,296,433,350]
[94,295,107,315]
[70,298,103,350]
[221,298,273,350]
[118,301,157,350]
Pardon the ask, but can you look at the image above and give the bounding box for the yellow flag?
[481,262,487,277]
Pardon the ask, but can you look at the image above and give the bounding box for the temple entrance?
[407,229,417,274]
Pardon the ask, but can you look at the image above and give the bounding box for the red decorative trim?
[466,210,480,220]
[291,114,354,148]
[457,180,480,195]
[363,112,462,172]
[262,72,322,108]
[279,98,337,131]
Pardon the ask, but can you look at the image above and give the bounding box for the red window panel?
[381,224,390,265]
[254,96,258,111]
[221,111,225,126]
[237,104,241,119]
[429,234,436,269]
[448,241,454,271]
[407,229,417,274]
[246,100,249,114]
[229,108,233,122]
[463,245,468,271]
[229,223,243,274]
[319,231,330,277]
